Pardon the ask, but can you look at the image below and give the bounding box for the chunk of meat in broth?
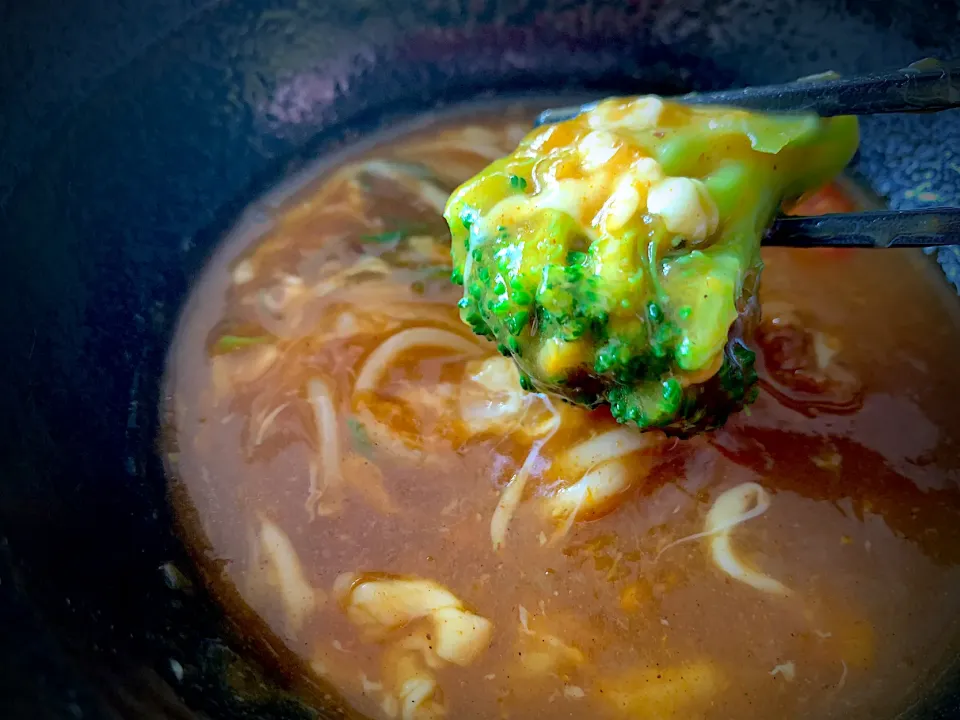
[333,573,494,719]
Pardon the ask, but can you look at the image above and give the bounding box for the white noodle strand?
[655,481,772,561]
[355,328,484,393]
[490,395,560,551]
[307,378,343,516]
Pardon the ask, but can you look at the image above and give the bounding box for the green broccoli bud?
[444,95,859,435]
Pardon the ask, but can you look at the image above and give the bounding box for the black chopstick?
[765,208,960,248]
[531,64,960,249]
[535,62,960,126]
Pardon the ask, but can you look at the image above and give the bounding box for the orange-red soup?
[164,106,960,720]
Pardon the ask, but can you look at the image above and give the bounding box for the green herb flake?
[347,417,374,456]
[361,229,407,244]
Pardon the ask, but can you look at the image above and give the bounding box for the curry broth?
[164,105,960,720]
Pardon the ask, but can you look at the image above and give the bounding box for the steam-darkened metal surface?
[1,0,959,718]
[763,208,960,248]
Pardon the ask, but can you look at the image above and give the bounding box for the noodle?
[548,460,631,522]
[341,453,398,515]
[253,401,291,447]
[359,160,451,214]
[307,378,344,516]
[256,517,323,634]
[312,256,392,299]
[355,328,485,394]
[655,482,770,557]
[489,395,560,551]
[543,428,660,533]
[351,405,430,465]
[490,438,545,552]
[711,528,791,596]
[659,482,792,596]
[559,428,656,474]
[350,328,473,462]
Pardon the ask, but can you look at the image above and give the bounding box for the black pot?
[2,1,960,717]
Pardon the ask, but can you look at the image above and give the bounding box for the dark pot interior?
[2,0,960,717]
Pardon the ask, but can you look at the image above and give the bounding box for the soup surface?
[164,104,960,720]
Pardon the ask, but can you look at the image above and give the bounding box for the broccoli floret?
[444,96,859,435]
